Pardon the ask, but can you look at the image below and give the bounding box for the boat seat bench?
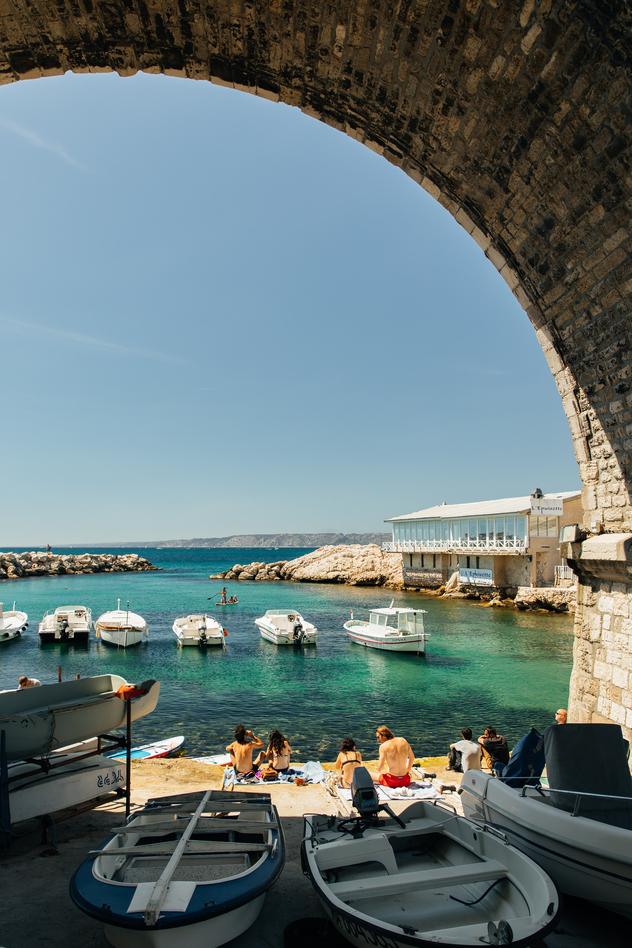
[329,860,507,901]
[112,818,275,835]
[91,840,270,856]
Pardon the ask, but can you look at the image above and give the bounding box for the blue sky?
[0,72,579,544]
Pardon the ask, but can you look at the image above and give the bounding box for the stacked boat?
[255,610,317,646]
[0,601,28,643]
[96,599,148,647]
[71,789,285,948]
[38,604,92,643]
[173,614,225,648]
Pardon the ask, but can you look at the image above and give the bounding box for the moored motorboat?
[172,614,225,648]
[96,599,148,647]
[0,601,28,643]
[460,723,632,919]
[38,604,92,643]
[0,674,160,762]
[303,768,559,947]
[70,789,285,948]
[106,735,185,762]
[343,604,427,654]
[255,610,317,646]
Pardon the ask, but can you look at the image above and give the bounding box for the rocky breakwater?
[0,551,157,581]
[212,544,404,588]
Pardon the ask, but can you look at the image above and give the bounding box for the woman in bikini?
[256,729,292,776]
[335,737,363,788]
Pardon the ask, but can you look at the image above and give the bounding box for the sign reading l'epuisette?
[530,497,563,516]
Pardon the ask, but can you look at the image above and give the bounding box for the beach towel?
[337,782,439,804]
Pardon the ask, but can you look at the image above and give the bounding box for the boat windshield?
[398,611,425,633]
[369,612,392,627]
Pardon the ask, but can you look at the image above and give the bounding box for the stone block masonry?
[0,2,630,740]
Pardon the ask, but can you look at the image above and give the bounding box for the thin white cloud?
[0,117,86,171]
[1,316,186,366]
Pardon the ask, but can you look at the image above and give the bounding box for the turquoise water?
[0,548,574,760]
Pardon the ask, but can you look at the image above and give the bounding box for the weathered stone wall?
[0,1,630,735]
[402,566,444,589]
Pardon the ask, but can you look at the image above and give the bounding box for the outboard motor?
[198,622,208,648]
[59,618,70,641]
[293,621,305,647]
[335,767,405,837]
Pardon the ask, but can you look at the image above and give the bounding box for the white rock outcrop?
[212,544,404,589]
[0,551,157,581]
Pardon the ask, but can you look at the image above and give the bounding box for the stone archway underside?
[1,1,631,733]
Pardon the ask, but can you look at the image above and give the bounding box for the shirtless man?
[372,725,415,788]
[226,724,263,778]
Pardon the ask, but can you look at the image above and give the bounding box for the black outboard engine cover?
[351,766,380,816]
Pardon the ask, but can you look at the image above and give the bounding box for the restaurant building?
[384,490,582,592]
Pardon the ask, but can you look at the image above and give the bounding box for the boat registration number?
[333,911,400,948]
[97,768,125,789]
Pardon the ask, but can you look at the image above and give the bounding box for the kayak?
[106,735,185,762]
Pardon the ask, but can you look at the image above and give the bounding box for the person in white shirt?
[18,675,41,689]
[450,727,482,773]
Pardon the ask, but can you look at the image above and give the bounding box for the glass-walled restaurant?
[390,514,528,551]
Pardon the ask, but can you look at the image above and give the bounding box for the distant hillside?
[153,533,390,548]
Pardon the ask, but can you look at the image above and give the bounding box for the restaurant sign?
[530,496,563,516]
[458,568,493,586]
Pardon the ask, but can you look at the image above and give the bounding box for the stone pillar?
[565,535,632,742]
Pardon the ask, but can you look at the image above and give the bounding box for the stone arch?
[1,2,631,733]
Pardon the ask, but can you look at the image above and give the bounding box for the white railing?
[383,539,527,554]
[554,564,576,585]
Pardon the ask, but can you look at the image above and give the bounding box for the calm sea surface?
[0,548,574,760]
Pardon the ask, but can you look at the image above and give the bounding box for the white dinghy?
[172,614,225,648]
[461,723,632,920]
[7,750,127,825]
[344,604,427,654]
[38,604,92,643]
[96,599,148,647]
[255,610,317,646]
[0,674,160,762]
[303,768,558,948]
[71,789,285,948]
[0,601,28,643]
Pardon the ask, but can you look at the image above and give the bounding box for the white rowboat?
[96,599,148,647]
[344,605,427,654]
[304,800,559,947]
[0,601,28,643]
[172,615,225,648]
[255,610,317,646]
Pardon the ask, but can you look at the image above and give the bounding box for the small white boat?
[0,674,160,762]
[38,604,92,643]
[304,775,559,947]
[344,604,427,653]
[173,614,225,648]
[255,610,317,646]
[7,750,127,825]
[71,789,285,948]
[0,601,28,643]
[461,723,632,919]
[96,599,148,647]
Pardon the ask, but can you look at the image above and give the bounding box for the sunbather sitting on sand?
[226,724,263,779]
[255,730,292,775]
[371,725,415,788]
[335,737,363,788]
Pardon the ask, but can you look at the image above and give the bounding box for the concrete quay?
[0,758,630,948]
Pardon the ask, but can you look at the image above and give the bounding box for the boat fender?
[115,679,156,701]
[223,628,229,636]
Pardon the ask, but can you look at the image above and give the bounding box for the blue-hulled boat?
[70,789,284,947]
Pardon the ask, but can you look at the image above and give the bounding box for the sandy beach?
[0,757,629,948]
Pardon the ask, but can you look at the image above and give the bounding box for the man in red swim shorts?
[372,725,415,787]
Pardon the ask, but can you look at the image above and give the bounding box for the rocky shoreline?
[212,544,576,613]
[0,551,157,581]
